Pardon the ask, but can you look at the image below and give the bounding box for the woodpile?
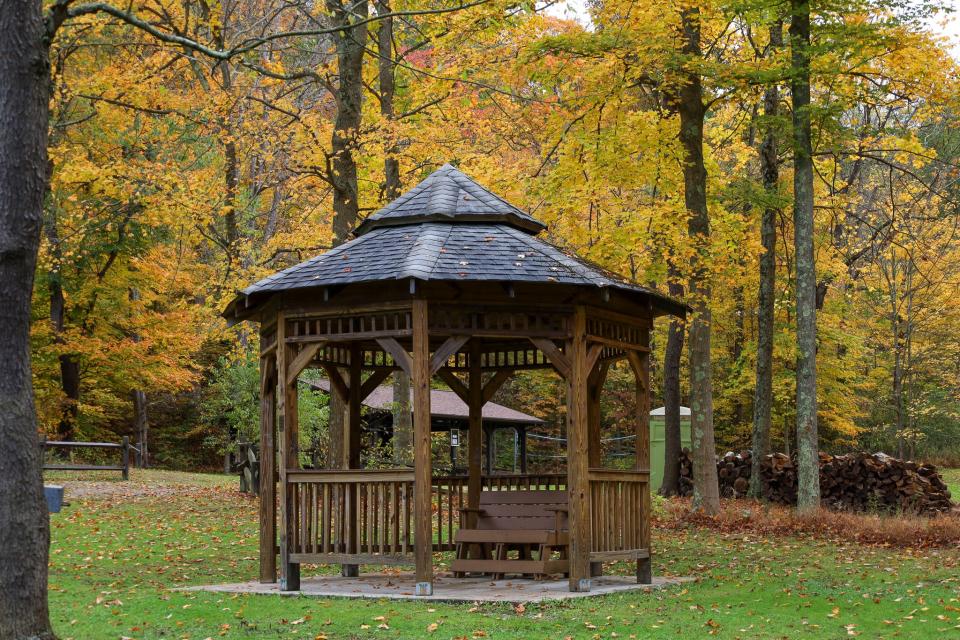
[676,449,954,515]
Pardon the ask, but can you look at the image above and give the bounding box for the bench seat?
[451,489,569,579]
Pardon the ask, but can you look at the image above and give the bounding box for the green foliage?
[201,351,329,464]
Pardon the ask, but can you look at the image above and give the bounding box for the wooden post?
[586,363,608,467]
[586,361,607,577]
[412,299,433,595]
[277,312,300,591]
[343,343,362,578]
[467,339,483,528]
[519,426,528,475]
[628,348,652,584]
[121,436,129,481]
[567,306,591,592]
[482,427,490,474]
[259,354,277,583]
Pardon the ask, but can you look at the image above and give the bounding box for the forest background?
[36,0,960,470]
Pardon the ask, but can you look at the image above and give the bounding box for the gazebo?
[223,163,684,595]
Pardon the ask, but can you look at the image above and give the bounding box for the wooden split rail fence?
[41,437,135,480]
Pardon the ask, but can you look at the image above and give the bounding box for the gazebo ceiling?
[224,163,685,321]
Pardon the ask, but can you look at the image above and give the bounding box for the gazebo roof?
[225,164,684,319]
[353,163,545,236]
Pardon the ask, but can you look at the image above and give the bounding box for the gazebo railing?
[287,469,415,564]
[286,470,570,561]
[588,469,650,560]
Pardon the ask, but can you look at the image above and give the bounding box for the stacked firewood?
[676,449,954,514]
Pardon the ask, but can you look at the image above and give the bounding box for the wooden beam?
[627,348,652,584]
[259,354,277,583]
[276,313,300,591]
[259,355,275,398]
[625,350,645,383]
[290,552,414,565]
[530,337,571,379]
[566,306,591,592]
[411,299,433,595]
[481,369,513,404]
[348,344,362,469]
[286,342,324,386]
[587,361,608,469]
[343,343,363,578]
[429,335,470,375]
[436,368,469,403]
[321,363,349,402]
[376,337,413,376]
[359,368,392,402]
[467,340,483,530]
[586,343,604,375]
[586,334,651,353]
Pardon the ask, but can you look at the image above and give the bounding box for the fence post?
[121,436,130,480]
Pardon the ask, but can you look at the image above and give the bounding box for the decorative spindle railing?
[587,469,649,559]
[286,469,415,563]
[286,470,569,561]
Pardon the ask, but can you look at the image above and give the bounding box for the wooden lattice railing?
[286,471,569,560]
[588,469,649,558]
[287,469,415,563]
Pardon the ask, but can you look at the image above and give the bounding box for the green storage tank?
[649,406,691,491]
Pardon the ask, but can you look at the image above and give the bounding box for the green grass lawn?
[48,470,960,639]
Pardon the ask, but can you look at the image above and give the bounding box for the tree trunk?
[328,0,369,244]
[127,287,149,467]
[377,0,400,201]
[886,255,906,458]
[325,0,368,463]
[790,0,820,511]
[57,351,80,440]
[45,207,80,441]
[132,390,149,468]
[676,6,720,515]
[0,0,54,636]
[749,20,782,500]
[374,0,410,464]
[660,277,684,497]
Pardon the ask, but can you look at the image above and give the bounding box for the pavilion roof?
[225,163,685,319]
[307,379,544,425]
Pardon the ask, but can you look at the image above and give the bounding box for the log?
[676,449,954,515]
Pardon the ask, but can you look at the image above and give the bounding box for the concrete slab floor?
[183,573,691,603]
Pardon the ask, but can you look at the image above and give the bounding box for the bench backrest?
[475,490,568,531]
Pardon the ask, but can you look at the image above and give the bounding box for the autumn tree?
[750,17,783,499]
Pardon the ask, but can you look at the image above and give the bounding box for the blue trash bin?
[44,485,64,513]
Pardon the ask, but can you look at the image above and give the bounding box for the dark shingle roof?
[240,222,651,296]
[308,379,544,425]
[354,163,545,236]
[226,163,686,318]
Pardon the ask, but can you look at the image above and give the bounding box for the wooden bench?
[451,490,569,579]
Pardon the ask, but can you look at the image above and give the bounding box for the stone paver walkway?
[185,573,690,603]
